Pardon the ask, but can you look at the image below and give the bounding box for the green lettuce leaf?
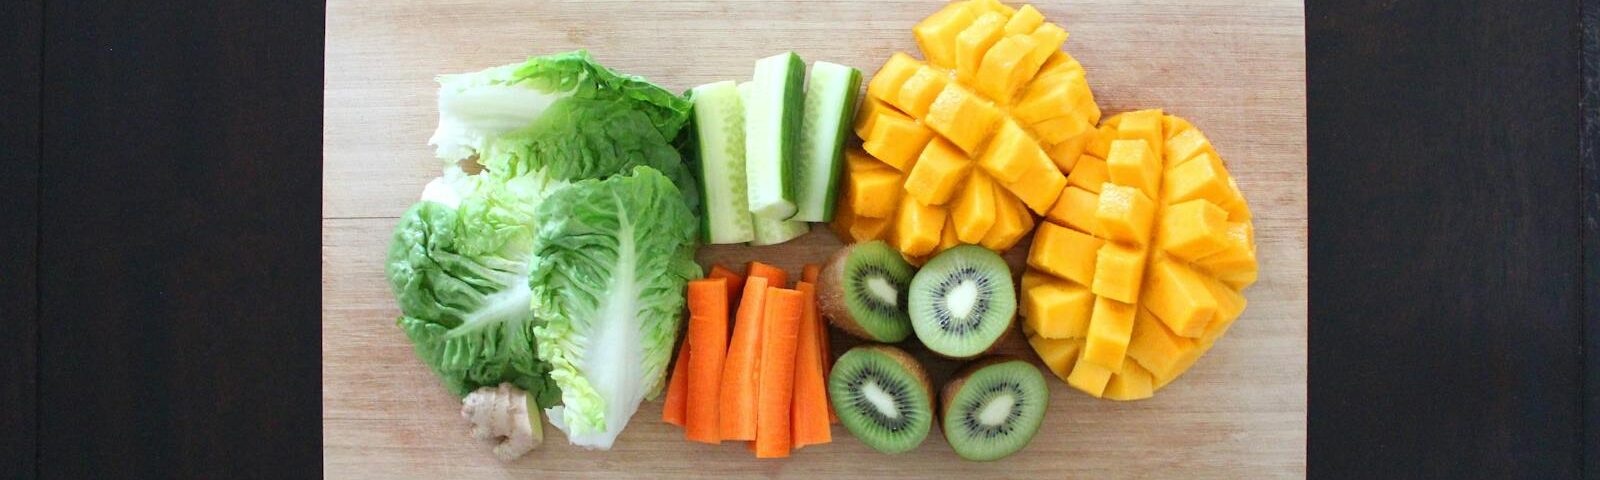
[428,50,692,165]
[530,166,701,449]
[386,172,561,406]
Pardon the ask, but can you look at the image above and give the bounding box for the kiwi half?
[828,345,933,454]
[939,356,1049,461]
[908,245,1017,358]
[818,241,916,342]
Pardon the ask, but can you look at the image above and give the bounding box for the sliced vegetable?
[802,264,821,284]
[685,278,731,444]
[791,282,832,448]
[747,261,790,289]
[719,276,771,441]
[691,80,756,244]
[756,287,806,458]
[794,61,864,222]
[744,52,807,220]
[662,341,691,427]
[708,264,747,305]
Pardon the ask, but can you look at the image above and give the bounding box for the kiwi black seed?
[828,345,933,454]
[818,241,915,342]
[908,245,1016,358]
[939,356,1049,462]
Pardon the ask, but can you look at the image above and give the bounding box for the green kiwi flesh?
[818,241,915,342]
[939,357,1049,462]
[908,245,1016,358]
[828,345,933,454]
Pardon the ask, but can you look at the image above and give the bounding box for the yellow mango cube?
[951,171,998,243]
[1103,362,1154,401]
[1022,276,1094,339]
[977,120,1044,183]
[1105,139,1162,199]
[998,159,1067,215]
[1037,51,1086,83]
[913,1,976,69]
[979,190,1033,250]
[1003,4,1044,35]
[862,114,934,172]
[1163,152,1231,206]
[1046,186,1104,236]
[1221,177,1252,222]
[1094,184,1157,245]
[975,34,1038,103]
[893,195,948,257]
[904,138,973,206]
[969,0,1017,17]
[1157,199,1230,261]
[1020,23,1068,80]
[850,214,894,243]
[1127,307,1197,381]
[1163,128,1216,169]
[895,65,952,118]
[1066,155,1108,193]
[1162,115,1194,139]
[1091,241,1147,303]
[1196,221,1259,287]
[923,84,1002,155]
[866,52,923,106]
[1142,260,1218,338]
[1030,113,1093,146]
[1083,124,1117,159]
[1027,334,1083,382]
[1026,222,1103,286]
[938,216,962,252]
[1201,277,1248,341]
[847,163,903,218]
[1153,342,1211,389]
[1114,109,1165,162]
[1066,354,1113,397]
[1082,296,1137,370]
[853,97,908,140]
[956,12,1008,85]
[1046,129,1094,172]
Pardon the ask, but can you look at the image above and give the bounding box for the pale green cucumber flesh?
[794,61,863,222]
[744,52,806,220]
[691,80,755,244]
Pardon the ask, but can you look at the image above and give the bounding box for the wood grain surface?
[323,0,1306,477]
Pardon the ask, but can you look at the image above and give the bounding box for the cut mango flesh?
[838,0,1101,259]
[1022,110,1256,399]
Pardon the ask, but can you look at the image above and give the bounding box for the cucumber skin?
[777,53,806,218]
[810,63,862,222]
[745,52,806,221]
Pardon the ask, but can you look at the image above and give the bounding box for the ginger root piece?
[461,383,543,461]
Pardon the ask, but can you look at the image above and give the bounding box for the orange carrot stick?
[708,264,745,306]
[791,282,832,448]
[801,264,821,284]
[662,339,691,427]
[719,276,770,441]
[685,278,730,444]
[755,287,805,458]
[747,261,789,289]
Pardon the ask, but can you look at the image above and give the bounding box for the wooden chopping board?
[323,0,1306,477]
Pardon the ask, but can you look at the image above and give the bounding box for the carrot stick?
[755,287,805,458]
[662,339,691,427]
[708,264,745,306]
[801,264,821,284]
[685,278,730,444]
[719,276,770,441]
[791,282,832,448]
[747,261,789,289]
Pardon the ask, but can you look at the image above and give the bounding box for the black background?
[1,0,1596,478]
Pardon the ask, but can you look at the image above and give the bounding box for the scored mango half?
[832,0,1101,261]
[1022,109,1256,400]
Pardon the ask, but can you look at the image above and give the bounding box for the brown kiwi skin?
[938,355,1025,424]
[860,344,934,405]
[817,244,879,341]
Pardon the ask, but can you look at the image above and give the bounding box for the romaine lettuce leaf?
[529,166,701,449]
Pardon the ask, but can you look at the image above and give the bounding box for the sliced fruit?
[908,246,1017,358]
[1022,110,1256,399]
[905,138,975,206]
[829,345,933,454]
[817,241,916,342]
[691,80,756,244]
[939,357,1048,461]
[794,61,864,222]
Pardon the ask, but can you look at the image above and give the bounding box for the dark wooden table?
[1,0,1595,478]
